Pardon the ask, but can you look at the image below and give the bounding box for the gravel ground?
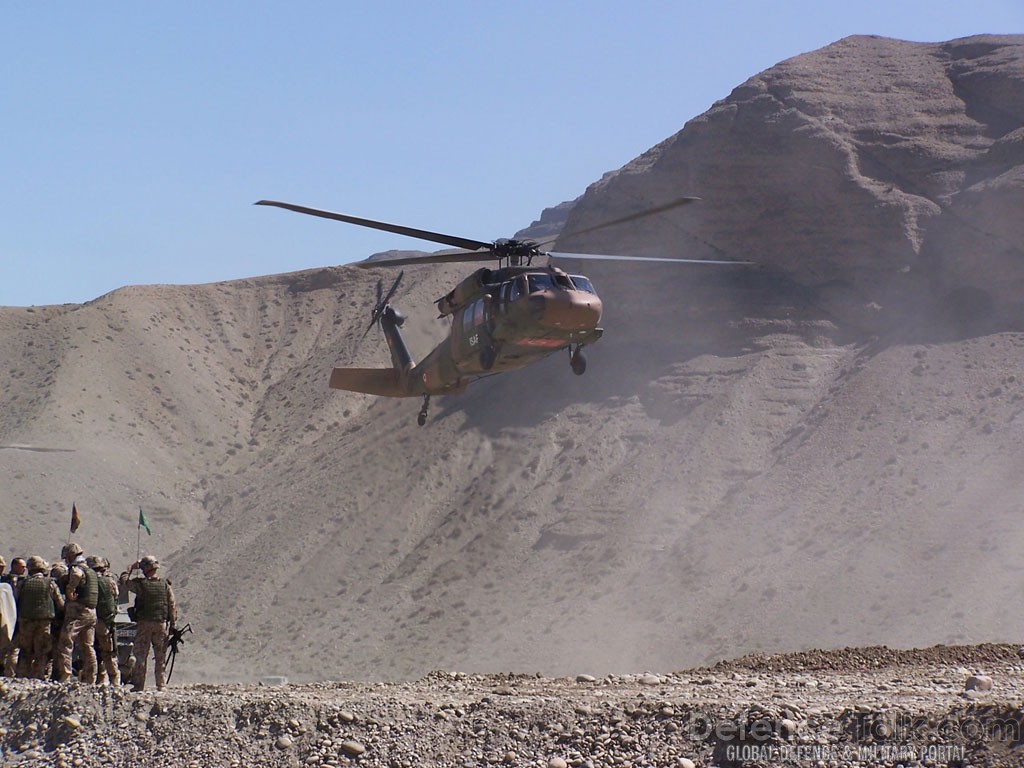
[1,644,1022,768]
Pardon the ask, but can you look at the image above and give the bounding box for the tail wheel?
[570,346,587,376]
[480,343,498,371]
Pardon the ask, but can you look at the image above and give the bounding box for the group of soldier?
[0,542,177,691]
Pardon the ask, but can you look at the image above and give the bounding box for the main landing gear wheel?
[418,395,430,426]
[570,345,587,376]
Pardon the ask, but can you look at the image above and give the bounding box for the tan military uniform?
[120,572,177,691]
[94,572,120,685]
[55,560,98,682]
[15,573,64,679]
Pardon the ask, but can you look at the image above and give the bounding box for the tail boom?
[330,300,468,399]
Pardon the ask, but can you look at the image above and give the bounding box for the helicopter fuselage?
[329,265,602,401]
[436,265,601,376]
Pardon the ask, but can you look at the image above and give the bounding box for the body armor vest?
[96,574,117,623]
[73,565,98,609]
[18,576,55,620]
[136,577,169,621]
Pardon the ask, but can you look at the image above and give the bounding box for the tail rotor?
[362,270,404,340]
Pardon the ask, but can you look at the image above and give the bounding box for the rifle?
[166,622,193,683]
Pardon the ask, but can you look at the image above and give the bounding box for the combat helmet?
[139,555,159,572]
[27,556,48,574]
[61,542,83,560]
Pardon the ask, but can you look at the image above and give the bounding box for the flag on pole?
[70,502,81,533]
[138,509,152,536]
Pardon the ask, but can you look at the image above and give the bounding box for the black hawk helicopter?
[257,198,749,425]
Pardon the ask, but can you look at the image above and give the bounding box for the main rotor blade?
[256,200,492,252]
[538,196,703,248]
[549,251,754,266]
[355,249,498,268]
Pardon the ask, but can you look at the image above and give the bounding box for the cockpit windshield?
[569,275,597,294]
[527,273,556,293]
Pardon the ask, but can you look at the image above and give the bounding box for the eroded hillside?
[1,35,1023,683]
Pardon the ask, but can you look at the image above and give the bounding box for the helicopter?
[256,198,750,425]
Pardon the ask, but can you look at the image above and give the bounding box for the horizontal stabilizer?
[329,367,413,397]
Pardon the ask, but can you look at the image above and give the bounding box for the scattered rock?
[340,740,366,756]
[0,643,1020,766]
[965,674,994,692]
[779,718,798,738]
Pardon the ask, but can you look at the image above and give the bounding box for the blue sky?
[3,2,1021,306]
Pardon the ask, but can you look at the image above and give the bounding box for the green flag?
[139,509,152,536]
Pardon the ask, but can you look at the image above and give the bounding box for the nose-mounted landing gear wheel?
[570,345,587,376]
[417,395,430,426]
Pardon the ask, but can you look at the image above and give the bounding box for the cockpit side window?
[569,275,597,294]
[509,277,522,302]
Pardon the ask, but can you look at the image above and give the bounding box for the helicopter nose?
[541,292,603,331]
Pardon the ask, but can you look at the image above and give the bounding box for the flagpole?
[136,521,141,562]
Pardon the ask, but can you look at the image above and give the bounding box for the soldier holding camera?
[119,555,176,691]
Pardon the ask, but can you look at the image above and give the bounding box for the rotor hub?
[491,239,542,266]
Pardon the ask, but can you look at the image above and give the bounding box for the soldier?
[54,542,98,683]
[87,555,120,685]
[3,557,30,674]
[0,555,8,677]
[46,560,68,680]
[15,557,64,679]
[8,558,27,584]
[120,555,176,691]
[2,556,26,586]
[2,556,28,675]
[49,559,68,586]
